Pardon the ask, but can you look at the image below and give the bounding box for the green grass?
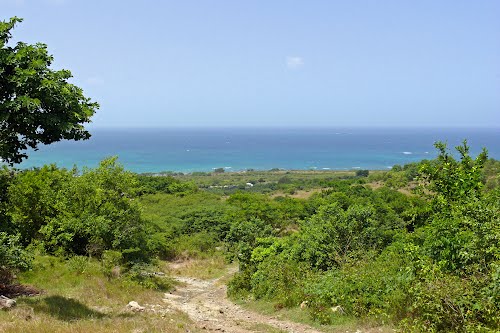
[0,255,200,333]
[140,191,223,224]
[164,169,362,193]
[233,298,394,333]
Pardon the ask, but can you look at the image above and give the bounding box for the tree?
[0,17,99,164]
[420,140,487,206]
[355,169,369,177]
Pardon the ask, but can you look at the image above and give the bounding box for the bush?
[137,175,197,195]
[8,164,73,244]
[399,260,500,332]
[7,158,157,264]
[125,263,173,291]
[171,231,220,259]
[0,232,32,284]
[227,269,253,298]
[292,202,397,270]
[101,250,123,279]
[355,169,369,177]
[250,255,307,308]
[303,242,415,324]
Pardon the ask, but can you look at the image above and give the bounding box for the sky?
[2,0,499,128]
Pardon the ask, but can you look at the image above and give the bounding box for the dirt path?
[161,266,324,333]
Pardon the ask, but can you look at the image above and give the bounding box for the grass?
[233,298,394,333]
[170,169,362,195]
[0,255,200,333]
[139,191,223,225]
[164,255,231,280]
[176,169,357,186]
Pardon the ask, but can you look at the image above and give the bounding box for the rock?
[0,295,16,309]
[127,301,145,312]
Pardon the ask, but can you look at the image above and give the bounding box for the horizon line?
[86,125,500,130]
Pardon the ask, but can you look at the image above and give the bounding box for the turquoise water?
[15,127,500,173]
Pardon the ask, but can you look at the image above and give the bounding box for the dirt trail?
[161,266,324,333]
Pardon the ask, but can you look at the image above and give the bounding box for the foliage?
[0,232,31,284]
[124,262,173,290]
[171,231,220,259]
[244,237,309,307]
[139,191,229,259]
[8,164,73,244]
[0,166,14,233]
[0,17,99,164]
[418,197,500,273]
[294,203,357,270]
[226,141,499,332]
[137,174,197,195]
[483,158,500,191]
[420,140,487,206]
[293,198,403,270]
[1,138,498,332]
[225,217,275,268]
[7,158,157,263]
[355,169,369,177]
[251,255,307,308]
[303,244,413,324]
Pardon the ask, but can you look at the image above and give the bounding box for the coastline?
[12,127,499,173]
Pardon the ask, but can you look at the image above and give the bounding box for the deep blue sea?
[14,128,500,173]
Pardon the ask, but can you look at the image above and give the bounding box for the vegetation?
[2,15,498,333]
[0,254,195,333]
[1,139,498,332]
[226,141,500,332]
[0,17,98,164]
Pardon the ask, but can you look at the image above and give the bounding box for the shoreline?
[139,167,389,176]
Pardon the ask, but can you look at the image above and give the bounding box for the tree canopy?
[0,17,99,164]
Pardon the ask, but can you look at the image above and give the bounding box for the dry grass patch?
[166,255,229,280]
[0,255,199,333]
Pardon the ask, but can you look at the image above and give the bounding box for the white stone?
[0,295,16,309]
[127,301,145,312]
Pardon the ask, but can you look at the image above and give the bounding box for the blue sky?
[2,0,499,128]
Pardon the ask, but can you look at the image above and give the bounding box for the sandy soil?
[161,266,324,333]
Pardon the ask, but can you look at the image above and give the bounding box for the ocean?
[14,127,500,173]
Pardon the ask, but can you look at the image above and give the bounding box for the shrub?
[355,169,369,177]
[250,254,307,308]
[292,202,396,270]
[125,263,173,291]
[172,231,220,259]
[7,158,157,263]
[8,164,73,244]
[0,232,32,284]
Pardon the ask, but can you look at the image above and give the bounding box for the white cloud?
[85,76,104,86]
[286,56,304,69]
